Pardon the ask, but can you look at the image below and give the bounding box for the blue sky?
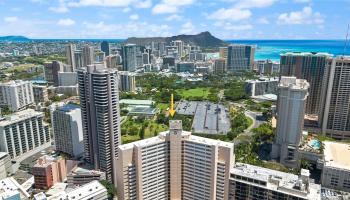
[0,0,349,39]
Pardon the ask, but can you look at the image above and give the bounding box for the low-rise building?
[245,77,279,97]
[45,180,107,200]
[67,167,106,187]
[320,141,350,192]
[32,156,67,190]
[229,163,321,200]
[176,62,195,73]
[0,80,34,111]
[0,177,30,200]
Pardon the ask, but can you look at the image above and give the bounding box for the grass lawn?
[177,87,211,99]
[156,103,169,112]
[5,64,36,73]
[121,118,168,144]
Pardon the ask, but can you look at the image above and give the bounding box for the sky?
[0,0,349,39]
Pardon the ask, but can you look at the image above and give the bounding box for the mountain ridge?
[0,36,31,42]
[126,31,227,47]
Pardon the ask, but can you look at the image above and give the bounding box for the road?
[232,102,267,145]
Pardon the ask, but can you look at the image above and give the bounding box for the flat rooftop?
[0,109,42,127]
[323,141,350,169]
[232,163,321,200]
[281,52,333,57]
[120,99,155,106]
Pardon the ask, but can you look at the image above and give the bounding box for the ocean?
[226,40,348,61]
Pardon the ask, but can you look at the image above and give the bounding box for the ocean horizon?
[6,38,348,61]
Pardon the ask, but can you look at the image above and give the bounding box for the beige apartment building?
[116,120,234,200]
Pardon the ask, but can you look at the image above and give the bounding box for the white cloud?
[152,4,177,14]
[165,14,182,21]
[258,17,269,24]
[208,8,251,21]
[277,6,324,25]
[4,16,18,22]
[214,21,253,31]
[152,0,194,14]
[235,0,277,8]
[49,5,69,13]
[293,0,311,3]
[57,18,75,26]
[180,21,195,34]
[122,7,131,12]
[129,14,139,20]
[135,0,152,8]
[68,0,150,8]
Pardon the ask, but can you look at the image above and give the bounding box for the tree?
[100,180,117,200]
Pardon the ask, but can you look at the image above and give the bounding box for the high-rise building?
[32,155,67,189]
[105,55,118,69]
[32,85,49,104]
[74,50,83,69]
[0,152,10,179]
[82,45,95,67]
[52,104,84,158]
[95,50,105,63]
[244,77,279,97]
[229,163,321,200]
[116,120,234,200]
[0,80,34,111]
[44,61,64,86]
[213,58,226,74]
[172,40,184,57]
[0,109,51,159]
[66,44,76,72]
[319,56,350,139]
[219,47,228,59]
[176,62,195,73]
[77,64,121,184]
[280,52,332,115]
[58,72,78,86]
[272,77,309,168]
[118,71,136,92]
[122,44,138,72]
[101,41,110,56]
[226,44,255,72]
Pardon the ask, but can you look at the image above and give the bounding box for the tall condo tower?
[280,52,332,115]
[272,76,309,168]
[66,44,76,72]
[77,63,121,184]
[319,56,350,139]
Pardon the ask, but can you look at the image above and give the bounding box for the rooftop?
[323,141,350,170]
[279,76,309,90]
[0,80,31,86]
[0,177,30,199]
[58,104,80,112]
[120,99,155,106]
[0,152,8,160]
[0,109,43,127]
[232,163,321,200]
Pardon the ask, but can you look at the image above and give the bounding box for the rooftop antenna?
[343,23,350,57]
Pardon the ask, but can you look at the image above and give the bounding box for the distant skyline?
[0,0,349,39]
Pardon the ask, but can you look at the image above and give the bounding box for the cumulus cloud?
[152,0,194,14]
[180,21,195,34]
[68,0,151,8]
[277,7,324,25]
[208,8,251,21]
[214,21,253,31]
[49,0,69,13]
[129,14,139,20]
[235,0,277,8]
[258,17,270,24]
[165,14,182,21]
[57,18,75,26]
[4,17,18,22]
